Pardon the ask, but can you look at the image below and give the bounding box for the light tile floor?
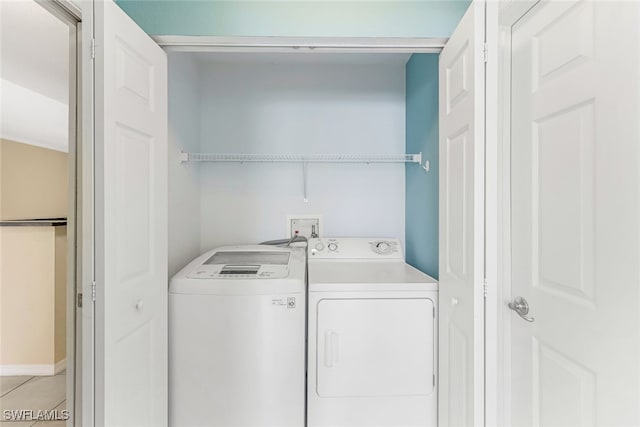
[0,370,67,426]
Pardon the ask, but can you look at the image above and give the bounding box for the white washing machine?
[169,245,306,427]
[307,237,438,427]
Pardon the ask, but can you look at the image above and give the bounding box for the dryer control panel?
[309,238,403,260]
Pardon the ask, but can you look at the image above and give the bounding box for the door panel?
[509,1,640,425]
[316,298,434,398]
[438,1,485,426]
[93,1,168,425]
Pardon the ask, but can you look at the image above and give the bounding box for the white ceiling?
[1,0,69,103]
[0,0,70,152]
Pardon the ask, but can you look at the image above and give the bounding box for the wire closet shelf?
[179,152,429,202]
[180,152,422,164]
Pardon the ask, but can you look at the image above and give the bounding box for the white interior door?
[438,1,485,425]
[91,1,168,425]
[508,0,640,425]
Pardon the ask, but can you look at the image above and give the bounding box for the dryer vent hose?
[260,235,308,247]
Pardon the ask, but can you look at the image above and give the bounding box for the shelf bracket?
[417,152,429,172]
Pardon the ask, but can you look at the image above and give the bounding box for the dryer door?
[316,298,435,397]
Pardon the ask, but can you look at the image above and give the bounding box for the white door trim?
[485,2,541,426]
[483,0,500,425]
[153,35,448,53]
[25,1,83,425]
[81,0,96,425]
[52,0,82,21]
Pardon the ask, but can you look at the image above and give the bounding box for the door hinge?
[433,374,436,387]
[92,281,96,301]
[91,38,95,60]
[483,278,488,298]
[77,293,83,308]
[482,43,488,63]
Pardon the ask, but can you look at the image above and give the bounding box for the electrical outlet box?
[287,215,322,239]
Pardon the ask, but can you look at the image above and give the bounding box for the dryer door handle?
[324,330,339,368]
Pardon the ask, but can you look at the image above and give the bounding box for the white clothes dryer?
[307,237,438,427]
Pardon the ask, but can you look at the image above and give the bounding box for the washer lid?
[308,261,438,292]
[170,245,306,295]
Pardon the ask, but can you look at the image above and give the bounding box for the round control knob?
[315,242,325,251]
[376,241,390,252]
[328,243,338,251]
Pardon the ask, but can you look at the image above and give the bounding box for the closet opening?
[165,49,441,281]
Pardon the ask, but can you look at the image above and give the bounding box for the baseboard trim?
[0,359,66,376]
[54,358,67,374]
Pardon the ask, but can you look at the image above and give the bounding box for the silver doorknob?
[508,296,534,322]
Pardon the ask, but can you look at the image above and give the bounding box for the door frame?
[79,1,96,425]
[484,1,540,426]
[153,35,448,53]
[28,1,83,426]
[78,5,489,427]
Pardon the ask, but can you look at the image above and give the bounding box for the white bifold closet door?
[438,1,486,426]
[90,0,168,425]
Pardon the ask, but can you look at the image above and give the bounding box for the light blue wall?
[115,1,469,37]
[405,53,439,279]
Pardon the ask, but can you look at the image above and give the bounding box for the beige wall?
[0,138,68,371]
[0,138,68,220]
[0,226,67,367]
[0,227,55,365]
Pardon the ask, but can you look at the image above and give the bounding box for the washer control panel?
[309,237,403,259]
[186,264,290,279]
